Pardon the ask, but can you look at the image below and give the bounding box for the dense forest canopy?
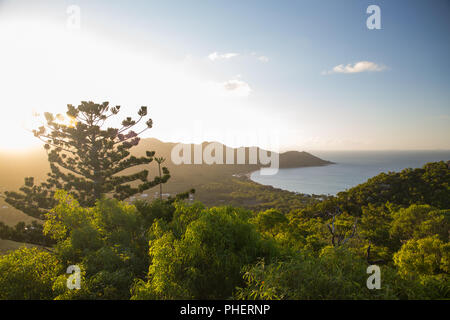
[1,160,448,300]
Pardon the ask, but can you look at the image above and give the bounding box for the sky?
[0,0,449,152]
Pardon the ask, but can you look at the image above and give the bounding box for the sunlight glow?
[0,16,262,151]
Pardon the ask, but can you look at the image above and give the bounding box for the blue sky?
[0,0,449,150]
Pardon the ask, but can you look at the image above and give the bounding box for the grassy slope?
[0,198,39,226]
[0,147,48,226]
[0,239,40,255]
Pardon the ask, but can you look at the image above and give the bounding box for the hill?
[0,239,40,255]
[279,150,333,168]
[336,161,450,215]
[0,138,333,189]
[0,138,333,225]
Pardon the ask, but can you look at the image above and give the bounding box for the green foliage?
[276,211,328,252]
[251,209,289,237]
[0,247,60,299]
[0,220,55,246]
[0,160,448,300]
[393,236,450,298]
[43,191,159,299]
[336,162,450,215]
[133,199,176,227]
[197,177,322,212]
[235,247,429,300]
[394,236,449,278]
[359,204,393,248]
[4,101,170,219]
[390,205,449,244]
[132,205,280,299]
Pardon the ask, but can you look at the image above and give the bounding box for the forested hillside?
[0,103,448,300]
[1,161,448,299]
[0,138,331,225]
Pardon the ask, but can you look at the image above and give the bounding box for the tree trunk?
[158,164,162,200]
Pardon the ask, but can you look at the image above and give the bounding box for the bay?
[250,150,450,196]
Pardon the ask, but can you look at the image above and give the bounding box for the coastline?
[241,162,336,197]
[247,152,450,196]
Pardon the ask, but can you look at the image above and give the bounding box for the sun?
[0,113,42,151]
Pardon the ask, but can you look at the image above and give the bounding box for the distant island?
[278,150,334,168]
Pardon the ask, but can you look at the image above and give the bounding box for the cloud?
[257,55,269,63]
[323,61,387,74]
[251,52,270,63]
[208,52,239,61]
[208,52,269,63]
[205,77,251,98]
[222,78,252,97]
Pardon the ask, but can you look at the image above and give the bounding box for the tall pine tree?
[4,101,170,219]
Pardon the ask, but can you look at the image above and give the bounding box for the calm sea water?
[250,151,450,196]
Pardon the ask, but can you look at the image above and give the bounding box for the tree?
[336,161,450,215]
[251,208,288,237]
[394,236,449,279]
[44,191,158,299]
[154,157,166,200]
[131,204,279,299]
[0,220,55,246]
[324,208,358,247]
[235,246,427,300]
[390,205,449,245]
[4,101,170,219]
[359,204,394,250]
[0,247,61,300]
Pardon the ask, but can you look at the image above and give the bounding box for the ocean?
[250,150,450,196]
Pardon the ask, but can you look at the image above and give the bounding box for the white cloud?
[205,77,251,98]
[208,52,239,61]
[222,78,252,97]
[323,61,387,74]
[257,55,269,63]
[251,52,270,63]
[208,51,269,63]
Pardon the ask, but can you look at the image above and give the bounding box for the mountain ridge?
[0,138,333,226]
[134,138,334,168]
[0,138,334,190]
